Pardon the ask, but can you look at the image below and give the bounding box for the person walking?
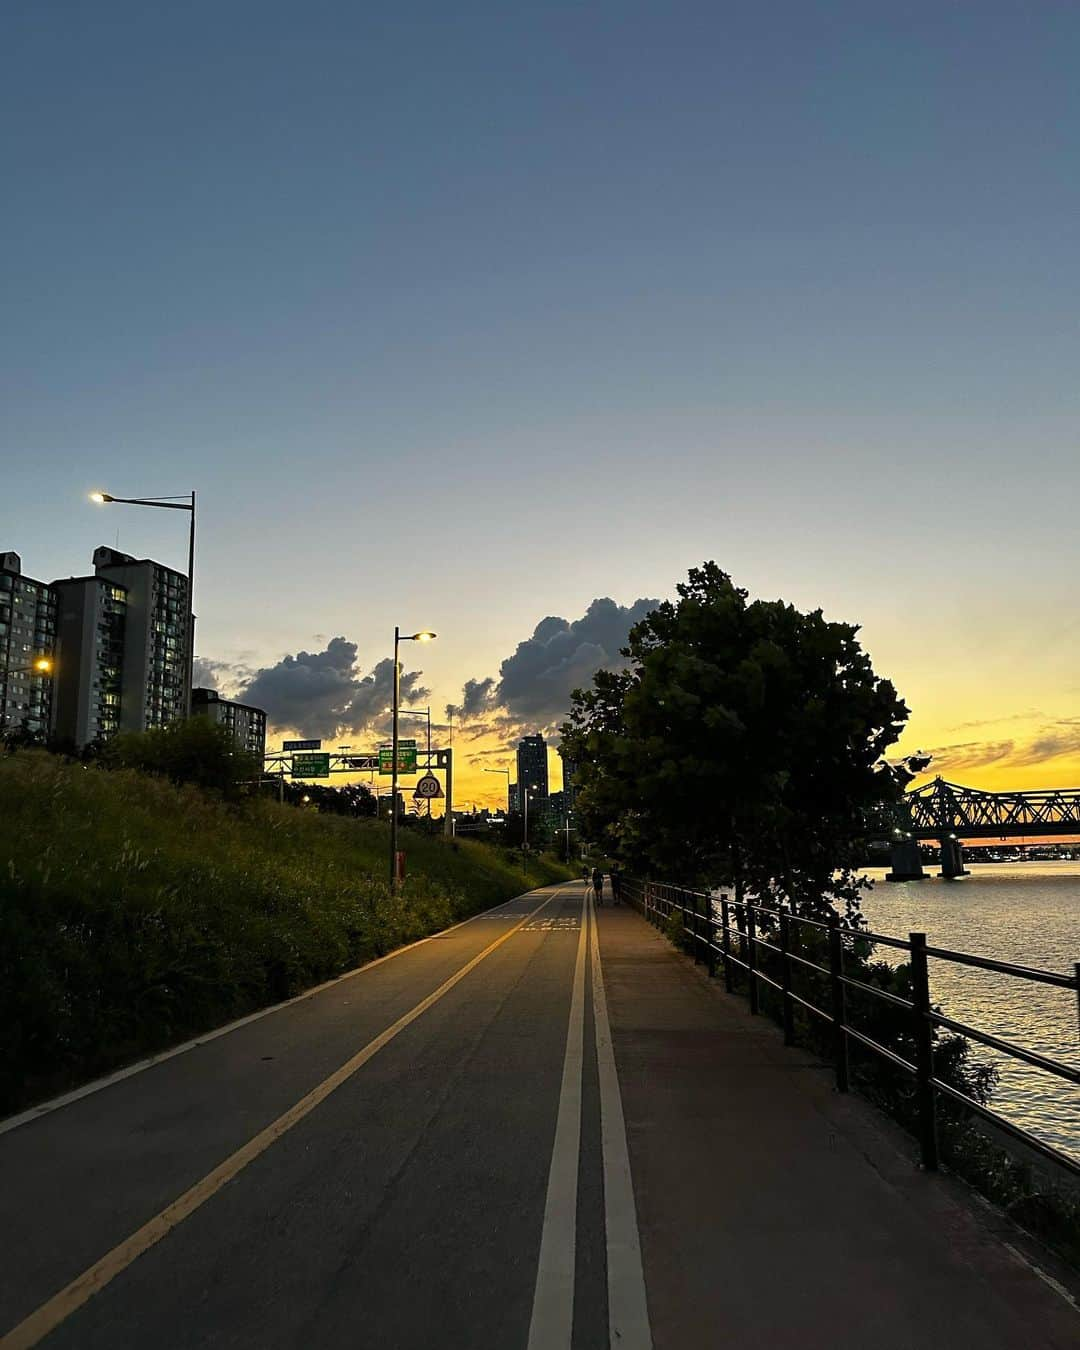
[591,865,604,905]
[610,864,623,905]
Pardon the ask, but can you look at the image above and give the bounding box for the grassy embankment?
[0,750,575,1114]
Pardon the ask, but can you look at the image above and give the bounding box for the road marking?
[527,887,589,1350]
[0,887,546,1139]
[0,887,566,1350]
[589,893,654,1350]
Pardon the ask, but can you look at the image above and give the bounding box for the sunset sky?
[3,3,1078,808]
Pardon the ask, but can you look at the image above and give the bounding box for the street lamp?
[390,627,436,890]
[90,490,196,715]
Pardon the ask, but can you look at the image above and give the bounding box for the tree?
[560,562,911,921]
[106,718,260,798]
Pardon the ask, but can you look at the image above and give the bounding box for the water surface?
[859,862,1080,1165]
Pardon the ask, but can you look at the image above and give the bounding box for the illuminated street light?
[390,627,437,891]
[90,490,196,715]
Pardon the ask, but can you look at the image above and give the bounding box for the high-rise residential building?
[92,547,192,731]
[0,552,57,737]
[516,733,549,799]
[192,687,267,759]
[51,575,128,747]
[508,782,521,815]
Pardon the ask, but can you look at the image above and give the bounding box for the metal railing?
[624,878,1080,1178]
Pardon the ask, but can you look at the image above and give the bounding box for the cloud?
[924,718,1080,775]
[1010,721,1080,767]
[235,637,429,739]
[191,656,223,690]
[450,596,660,734]
[924,740,1017,772]
[947,711,1045,732]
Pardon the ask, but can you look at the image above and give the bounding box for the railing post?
[703,893,717,978]
[910,932,939,1170]
[690,891,702,963]
[779,909,795,1046]
[720,895,733,992]
[746,901,759,1014]
[1074,963,1080,1037]
[828,913,849,1092]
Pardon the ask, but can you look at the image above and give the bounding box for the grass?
[0,749,575,1113]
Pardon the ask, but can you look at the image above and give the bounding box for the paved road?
[1,882,1077,1349]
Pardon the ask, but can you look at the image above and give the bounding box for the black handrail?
[622,877,1080,1178]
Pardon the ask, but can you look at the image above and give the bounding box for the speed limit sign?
[413,773,443,800]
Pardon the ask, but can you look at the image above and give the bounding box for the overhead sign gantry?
[263,742,455,834]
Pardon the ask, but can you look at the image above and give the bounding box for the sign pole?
[443,748,454,837]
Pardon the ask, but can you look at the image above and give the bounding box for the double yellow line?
[0,887,567,1350]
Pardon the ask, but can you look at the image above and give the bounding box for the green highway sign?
[379,740,417,775]
[292,752,331,778]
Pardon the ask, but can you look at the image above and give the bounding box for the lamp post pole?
[391,626,400,891]
[389,628,436,892]
[90,491,196,716]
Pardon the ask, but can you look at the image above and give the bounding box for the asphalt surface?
[1,883,1078,1349]
[0,884,633,1350]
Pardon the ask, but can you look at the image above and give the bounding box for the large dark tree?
[560,562,911,920]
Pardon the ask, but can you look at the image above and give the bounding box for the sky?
[3,2,1079,807]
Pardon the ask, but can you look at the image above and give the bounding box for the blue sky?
[3,2,1079,795]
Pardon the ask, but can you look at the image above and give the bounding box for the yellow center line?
[0,886,567,1350]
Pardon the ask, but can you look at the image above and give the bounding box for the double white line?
[528,891,653,1350]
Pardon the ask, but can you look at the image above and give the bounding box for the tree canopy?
[560,562,911,920]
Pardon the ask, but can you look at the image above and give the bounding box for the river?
[859,861,1080,1166]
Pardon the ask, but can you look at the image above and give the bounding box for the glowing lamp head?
[89,491,113,504]
[410,631,437,642]
[34,658,52,674]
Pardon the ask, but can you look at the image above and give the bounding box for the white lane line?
[527,888,589,1350]
[589,892,654,1350]
[0,888,567,1350]
[0,886,553,1138]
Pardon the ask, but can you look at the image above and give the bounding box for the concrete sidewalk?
[599,906,1080,1350]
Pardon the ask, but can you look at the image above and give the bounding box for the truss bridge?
[886,777,1080,880]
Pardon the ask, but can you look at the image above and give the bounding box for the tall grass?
[0,750,574,1112]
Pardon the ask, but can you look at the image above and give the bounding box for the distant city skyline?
[3,4,1078,805]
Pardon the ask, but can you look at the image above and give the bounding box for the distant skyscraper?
[516,733,549,799]
[508,782,521,815]
[559,747,579,812]
[0,551,57,737]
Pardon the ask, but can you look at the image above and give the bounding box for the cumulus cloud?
[191,656,223,690]
[449,595,660,736]
[235,637,429,739]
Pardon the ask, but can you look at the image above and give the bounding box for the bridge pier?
[886,837,926,882]
[938,836,968,879]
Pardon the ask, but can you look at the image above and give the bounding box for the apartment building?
[0,552,57,737]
